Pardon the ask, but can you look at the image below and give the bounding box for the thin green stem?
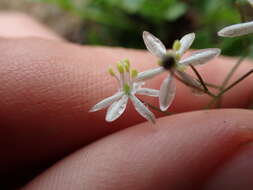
[205,90,217,98]
[174,73,216,98]
[219,69,253,96]
[205,98,217,109]
[221,56,246,89]
[235,1,246,22]
[217,56,246,107]
[206,69,253,108]
[139,99,173,115]
[203,82,220,90]
[146,102,173,115]
[189,66,220,89]
[190,65,209,92]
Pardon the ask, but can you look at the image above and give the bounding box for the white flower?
[137,31,221,111]
[218,0,253,37]
[89,60,158,123]
[218,21,253,37]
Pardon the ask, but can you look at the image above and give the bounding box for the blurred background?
[0,0,253,56]
[0,1,253,189]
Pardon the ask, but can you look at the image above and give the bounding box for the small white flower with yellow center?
[136,31,220,111]
[218,0,253,37]
[89,60,159,123]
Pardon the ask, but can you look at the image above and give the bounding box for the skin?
[0,13,253,189]
[0,12,63,41]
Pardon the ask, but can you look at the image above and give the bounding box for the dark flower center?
[161,56,176,70]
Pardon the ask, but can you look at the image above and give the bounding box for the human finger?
[1,38,253,185]
[203,143,253,190]
[23,109,253,190]
[0,12,63,40]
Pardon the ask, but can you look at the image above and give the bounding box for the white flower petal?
[133,82,145,91]
[89,92,124,112]
[176,71,203,90]
[218,21,253,37]
[143,31,166,58]
[159,75,176,111]
[249,0,253,6]
[135,67,165,82]
[177,33,195,55]
[179,48,221,66]
[105,95,128,122]
[136,88,159,97]
[130,95,156,123]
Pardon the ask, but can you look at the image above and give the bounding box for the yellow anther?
[131,69,138,78]
[108,67,116,76]
[123,59,130,65]
[116,62,124,73]
[165,50,179,62]
[123,59,130,72]
[173,40,181,51]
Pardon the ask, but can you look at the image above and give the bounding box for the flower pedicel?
[136,31,221,111]
[89,59,159,123]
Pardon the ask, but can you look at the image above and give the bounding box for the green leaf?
[121,0,144,13]
[164,2,187,21]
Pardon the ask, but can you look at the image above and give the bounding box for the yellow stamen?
[173,40,181,51]
[131,69,138,78]
[123,59,130,72]
[108,67,116,76]
[117,62,124,73]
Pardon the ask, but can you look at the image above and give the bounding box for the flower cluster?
[90,32,220,123]
[90,0,253,124]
